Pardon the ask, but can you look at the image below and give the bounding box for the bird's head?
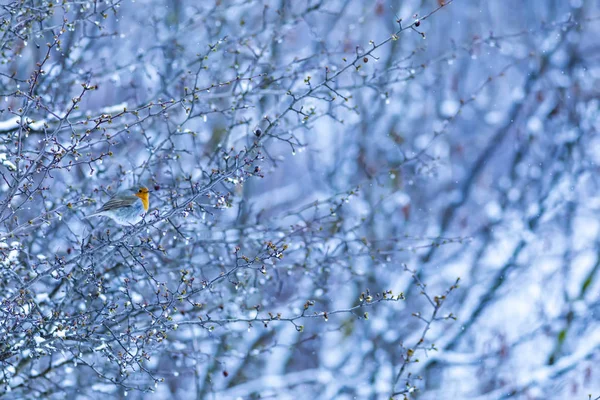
[133,186,150,211]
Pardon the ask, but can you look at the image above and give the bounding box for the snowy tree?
[1,0,599,399]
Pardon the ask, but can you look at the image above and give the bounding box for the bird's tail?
[84,211,102,219]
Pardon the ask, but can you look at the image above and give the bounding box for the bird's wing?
[95,194,138,213]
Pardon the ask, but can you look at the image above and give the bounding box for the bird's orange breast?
[135,192,149,211]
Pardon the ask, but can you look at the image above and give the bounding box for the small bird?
[86,186,150,225]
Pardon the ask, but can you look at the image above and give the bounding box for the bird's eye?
[139,189,142,193]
